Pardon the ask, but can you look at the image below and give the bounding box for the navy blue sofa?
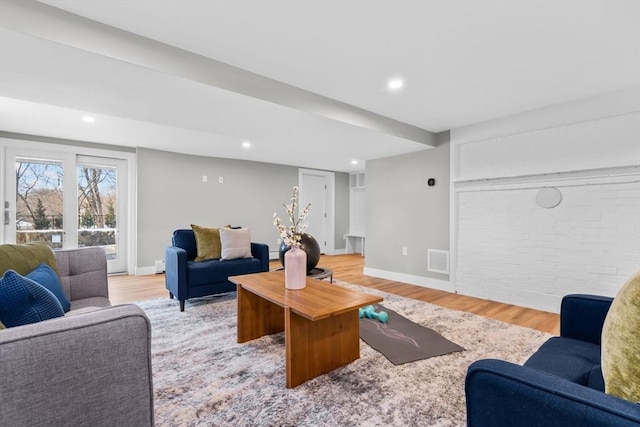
[466,294,640,426]
[165,229,269,311]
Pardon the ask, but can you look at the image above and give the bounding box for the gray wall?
[364,142,450,280]
[137,148,349,268]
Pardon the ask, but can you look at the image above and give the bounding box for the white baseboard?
[363,267,453,293]
[137,250,352,275]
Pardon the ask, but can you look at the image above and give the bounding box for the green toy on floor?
[359,305,389,323]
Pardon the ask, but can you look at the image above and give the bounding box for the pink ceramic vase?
[284,245,307,290]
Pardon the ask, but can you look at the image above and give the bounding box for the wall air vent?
[428,249,449,274]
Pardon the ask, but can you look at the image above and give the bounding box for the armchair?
[165,229,269,311]
[465,294,640,426]
[1,304,153,426]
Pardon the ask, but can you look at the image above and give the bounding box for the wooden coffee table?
[230,271,382,388]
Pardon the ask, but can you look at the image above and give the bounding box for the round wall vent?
[536,187,562,209]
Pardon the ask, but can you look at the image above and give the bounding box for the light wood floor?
[109,254,560,334]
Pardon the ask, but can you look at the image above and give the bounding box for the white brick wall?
[455,179,640,312]
[451,89,640,313]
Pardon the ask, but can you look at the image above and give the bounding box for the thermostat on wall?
[427,178,436,186]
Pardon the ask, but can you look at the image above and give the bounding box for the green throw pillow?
[0,243,59,277]
[191,224,221,261]
[0,321,5,330]
[601,271,640,403]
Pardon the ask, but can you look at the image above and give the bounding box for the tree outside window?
[15,159,117,249]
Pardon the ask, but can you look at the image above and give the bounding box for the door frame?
[298,168,335,255]
[0,137,137,274]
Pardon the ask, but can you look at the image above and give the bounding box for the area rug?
[359,304,464,365]
[135,281,551,426]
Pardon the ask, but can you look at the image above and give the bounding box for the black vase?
[279,233,321,274]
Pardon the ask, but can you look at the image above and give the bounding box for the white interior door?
[299,170,329,254]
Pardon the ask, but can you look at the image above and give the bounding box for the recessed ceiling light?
[387,78,404,90]
[351,160,359,165]
[82,115,95,123]
[242,141,251,149]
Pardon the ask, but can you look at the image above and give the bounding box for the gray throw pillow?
[219,227,253,260]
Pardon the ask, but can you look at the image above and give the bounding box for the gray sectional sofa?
[0,245,154,426]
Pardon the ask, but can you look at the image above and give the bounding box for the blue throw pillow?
[0,269,64,328]
[26,262,71,312]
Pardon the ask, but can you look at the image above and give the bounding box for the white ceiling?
[1,0,639,172]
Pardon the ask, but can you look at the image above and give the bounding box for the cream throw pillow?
[219,227,253,260]
[190,224,221,261]
[601,271,640,403]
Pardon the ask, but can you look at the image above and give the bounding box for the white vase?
[284,245,307,290]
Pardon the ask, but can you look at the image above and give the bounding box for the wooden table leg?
[285,307,360,388]
[237,284,284,343]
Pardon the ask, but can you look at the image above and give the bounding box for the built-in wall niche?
[350,172,365,189]
[347,172,365,255]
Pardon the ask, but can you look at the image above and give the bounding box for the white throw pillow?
[219,227,253,260]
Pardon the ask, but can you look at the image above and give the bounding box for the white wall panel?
[451,89,640,313]
[456,112,640,181]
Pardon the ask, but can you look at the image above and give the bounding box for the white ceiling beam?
[0,0,437,147]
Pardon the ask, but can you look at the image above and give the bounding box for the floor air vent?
[428,249,449,274]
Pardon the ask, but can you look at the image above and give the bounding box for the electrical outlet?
[402,246,408,256]
[202,175,208,183]
[218,176,224,184]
